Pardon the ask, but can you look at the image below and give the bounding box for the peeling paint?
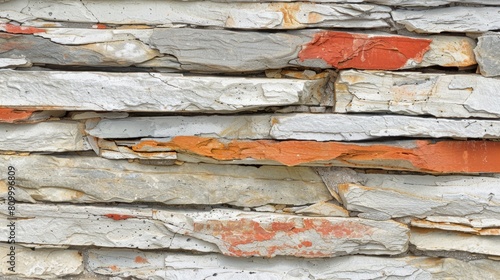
[299,31,432,70]
[0,108,34,122]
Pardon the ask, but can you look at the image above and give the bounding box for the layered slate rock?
[392,7,500,33]
[87,251,500,280]
[335,70,500,118]
[0,244,83,278]
[0,204,409,257]
[0,154,332,207]
[475,33,500,77]
[0,70,326,112]
[0,108,64,123]
[87,114,500,141]
[319,167,500,226]
[410,228,500,256]
[131,136,500,173]
[0,121,89,152]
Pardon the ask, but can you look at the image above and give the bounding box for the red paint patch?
[3,23,45,34]
[300,241,313,247]
[134,256,149,264]
[299,31,432,70]
[109,265,119,271]
[104,214,135,221]
[0,108,34,123]
[93,23,107,29]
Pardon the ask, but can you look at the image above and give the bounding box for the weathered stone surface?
[410,228,500,256]
[335,70,500,118]
[410,219,500,236]
[150,29,475,72]
[0,108,64,123]
[166,0,500,5]
[0,204,408,257]
[0,70,324,112]
[392,7,500,33]
[132,136,500,173]
[0,1,391,29]
[270,113,500,141]
[0,243,83,278]
[0,154,330,207]
[284,201,349,217]
[156,209,409,257]
[327,171,500,226]
[475,33,500,77]
[88,113,500,141]
[0,204,219,252]
[88,252,500,280]
[0,121,89,152]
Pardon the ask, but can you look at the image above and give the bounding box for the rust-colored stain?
[3,23,45,34]
[0,108,34,123]
[298,31,432,70]
[270,3,301,28]
[93,23,108,29]
[109,265,119,271]
[134,256,149,264]
[192,218,372,257]
[132,136,500,173]
[104,214,135,221]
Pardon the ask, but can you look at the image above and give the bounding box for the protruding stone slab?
[0,121,89,152]
[0,70,325,112]
[392,7,500,33]
[335,70,500,118]
[0,108,64,123]
[410,228,500,256]
[87,251,500,280]
[475,33,500,77]
[0,154,330,207]
[132,136,500,173]
[0,244,83,278]
[156,209,409,257]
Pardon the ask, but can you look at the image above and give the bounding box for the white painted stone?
[0,70,323,112]
[0,57,30,67]
[410,228,500,256]
[392,7,500,33]
[410,219,500,236]
[317,167,500,228]
[0,154,331,207]
[155,208,409,257]
[475,32,500,77]
[0,1,390,29]
[271,113,500,141]
[0,244,83,278]
[0,121,89,152]
[335,70,500,118]
[285,201,350,217]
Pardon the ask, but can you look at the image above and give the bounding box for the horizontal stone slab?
[88,113,500,141]
[162,0,500,6]
[410,228,500,256]
[410,219,499,236]
[149,29,475,72]
[475,33,500,77]
[392,7,500,33]
[322,168,500,226]
[0,70,325,112]
[0,108,65,123]
[0,1,392,29]
[131,136,500,173]
[87,251,500,280]
[0,243,83,278]
[0,204,408,257]
[0,154,331,207]
[335,70,500,118]
[0,121,89,152]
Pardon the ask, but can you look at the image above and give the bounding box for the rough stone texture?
[156,209,409,257]
[270,113,500,141]
[0,204,408,257]
[0,154,331,207]
[335,70,500,118]
[0,1,391,29]
[84,251,500,280]
[475,33,500,77]
[392,7,500,33]
[88,113,500,141]
[0,108,65,123]
[410,228,500,256]
[0,121,89,152]
[0,244,83,278]
[131,136,500,173]
[0,70,325,112]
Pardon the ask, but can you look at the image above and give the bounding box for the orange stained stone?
[134,256,149,264]
[3,23,45,34]
[132,136,500,173]
[104,214,135,221]
[0,108,34,123]
[298,31,432,70]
